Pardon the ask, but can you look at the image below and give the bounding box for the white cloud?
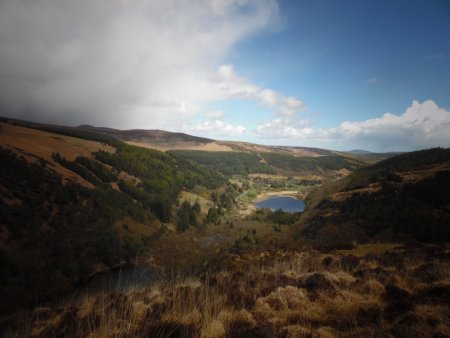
[205,110,224,120]
[276,96,305,116]
[256,118,311,138]
[194,107,251,139]
[0,0,280,129]
[259,89,278,106]
[209,64,305,117]
[255,100,450,152]
[367,77,378,85]
[212,64,238,82]
[189,119,246,137]
[327,100,450,150]
[210,64,260,99]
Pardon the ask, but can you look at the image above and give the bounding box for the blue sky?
[200,0,450,150]
[0,0,449,151]
[235,0,450,121]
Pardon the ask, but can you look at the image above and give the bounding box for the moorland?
[0,118,449,337]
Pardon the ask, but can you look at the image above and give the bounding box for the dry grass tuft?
[2,244,449,338]
[314,326,337,338]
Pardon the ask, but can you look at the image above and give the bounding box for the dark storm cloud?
[0,0,279,128]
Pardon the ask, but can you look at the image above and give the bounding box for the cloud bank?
[185,63,306,138]
[1,1,447,152]
[255,100,450,152]
[0,0,280,128]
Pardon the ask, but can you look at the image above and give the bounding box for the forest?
[173,149,366,177]
[0,138,234,314]
[172,150,275,176]
[0,147,154,313]
[299,148,450,245]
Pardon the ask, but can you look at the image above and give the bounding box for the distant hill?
[171,150,367,177]
[1,116,369,177]
[77,125,214,144]
[346,149,373,155]
[2,116,340,155]
[297,148,450,246]
[344,149,403,164]
[76,124,342,158]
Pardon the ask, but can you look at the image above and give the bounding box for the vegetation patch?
[3,244,449,338]
[172,150,275,176]
[299,148,450,245]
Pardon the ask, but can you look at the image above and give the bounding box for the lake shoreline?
[252,190,304,203]
[254,194,305,213]
[237,190,304,216]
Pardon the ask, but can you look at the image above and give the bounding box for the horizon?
[1,114,432,154]
[0,0,449,152]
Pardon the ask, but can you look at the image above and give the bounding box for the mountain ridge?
[1,115,399,159]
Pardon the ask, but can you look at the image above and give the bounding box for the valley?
[2,0,450,335]
[0,118,449,337]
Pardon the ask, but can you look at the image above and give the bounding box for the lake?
[254,195,305,213]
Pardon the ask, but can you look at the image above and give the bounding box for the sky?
[0,0,449,152]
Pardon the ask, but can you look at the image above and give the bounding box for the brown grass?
[2,244,449,337]
[125,140,234,152]
[0,122,114,187]
[336,242,400,256]
[125,138,328,157]
[328,183,382,203]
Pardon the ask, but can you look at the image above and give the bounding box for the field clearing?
[124,138,328,158]
[222,141,325,157]
[125,140,234,152]
[180,191,213,214]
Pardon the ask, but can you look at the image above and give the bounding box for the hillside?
[76,124,338,157]
[0,118,369,315]
[1,119,449,337]
[77,125,232,152]
[172,150,367,177]
[0,122,115,187]
[0,121,228,314]
[2,116,375,179]
[297,148,450,247]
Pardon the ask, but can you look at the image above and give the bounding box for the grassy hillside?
[0,122,229,314]
[298,148,450,246]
